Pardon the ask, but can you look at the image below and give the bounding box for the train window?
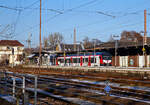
[108,56,112,60]
[90,57,97,63]
[85,58,88,62]
[91,58,94,63]
[66,59,71,63]
[69,59,71,63]
[60,59,64,63]
[83,58,85,63]
[58,59,61,62]
[103,56,108,60]
[99,56,101,60]
[73,58,77,63]
[77,58,80,63]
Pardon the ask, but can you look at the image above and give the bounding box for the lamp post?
[76,41,82,66]
[92,39,97,66]
[140,31,146,67]
[63,43,66,66]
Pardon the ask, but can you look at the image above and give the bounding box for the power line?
[15,0,99,37]
[52,8,146,36]
[0,5,21,11]
[18,7,63,14]
[60,8,146,34]
[23,0,39,9]
[83,21,143,37]
[66,0,98,12]
[12,1,148,43]
[97,11,115,18]
[11,10,22,38]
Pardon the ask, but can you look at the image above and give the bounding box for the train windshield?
[103,56,112,60]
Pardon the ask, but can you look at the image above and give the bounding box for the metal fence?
[0,70,38,105]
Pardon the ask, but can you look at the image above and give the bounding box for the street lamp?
[76,41,82,66]
[92,39,97,66]
[140,31,146,67]
[63,43,66,66]
[63,39,66,66]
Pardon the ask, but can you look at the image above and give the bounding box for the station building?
[87,40,150,68]
[0,40,24,65]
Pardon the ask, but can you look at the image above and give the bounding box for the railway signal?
[104,80,111,96]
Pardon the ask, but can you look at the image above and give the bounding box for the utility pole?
[144,10,147,45]
[143,9,147,67]
[39,0,42,66]
[74,28,76,51]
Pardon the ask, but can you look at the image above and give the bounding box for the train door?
[63,56,66,66]
[71,57,73,66]
[99,55,103,66]
[88,56,91,66]
[80,56,83,66]
[56,58,58,66]
[95,56,99,66]
[84,57,88,66]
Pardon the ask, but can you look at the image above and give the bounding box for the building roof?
[85,37,150,50]
[0,40,24,47]
[60,44,84,52]
[44,46,56,51]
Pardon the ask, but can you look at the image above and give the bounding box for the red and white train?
[56,52,112,67]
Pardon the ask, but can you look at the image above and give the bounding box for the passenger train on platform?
[56,52,112,67]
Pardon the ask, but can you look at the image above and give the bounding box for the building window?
[7,47,11,50]
[130,59,134,66]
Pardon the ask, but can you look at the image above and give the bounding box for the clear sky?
[0,0,150,47]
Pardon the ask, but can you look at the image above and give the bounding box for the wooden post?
[144,10,147,67]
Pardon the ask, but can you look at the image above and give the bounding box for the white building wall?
[147,55,150,67]
[119,56,128,67]
[139,56,144,68]
[0,46,24,65]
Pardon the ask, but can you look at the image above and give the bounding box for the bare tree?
[108,35,115,42]
[82,37,102,48]
[120,31,142,42]
[91,39,102,45]
[48,32,63,46]
[83,36,91,48]
[43,37,49,48]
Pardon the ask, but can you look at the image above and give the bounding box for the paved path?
[23,65,150,74]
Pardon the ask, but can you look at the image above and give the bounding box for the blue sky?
[0,0,150,47]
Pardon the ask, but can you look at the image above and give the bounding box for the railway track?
[1,69,150,105]
[35,75,150,104]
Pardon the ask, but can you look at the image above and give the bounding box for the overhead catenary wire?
[0,5,21,11]
[0,0,40,39]
[1,0,149,45]
[16,7,63,14]
[60,8,144,34]
[15,0,100,37]
[66,0,98,12]
[23,0,39,9]
[11,10,22,39]
[81,20,143,38]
